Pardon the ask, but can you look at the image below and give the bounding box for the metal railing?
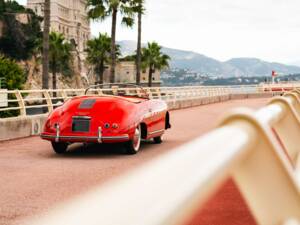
[27,89,300,225]
[1,84,294,118]
[0,86,231,117]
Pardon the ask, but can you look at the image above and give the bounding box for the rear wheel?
[51,142,68,154]
[125,125,141,154]
[153,136,163,144]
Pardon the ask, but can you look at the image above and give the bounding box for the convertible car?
[41,84,171,154]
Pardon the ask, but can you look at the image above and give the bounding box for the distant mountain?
[289,60,300,67]
[226,58,300,77]
[118,40,300,77]
[161,47,241,77]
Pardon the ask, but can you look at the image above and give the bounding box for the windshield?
[84,83,149,99]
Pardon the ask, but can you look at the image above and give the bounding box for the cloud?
[16,0,300,63]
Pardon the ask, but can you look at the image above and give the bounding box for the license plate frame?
[72,116,91,132]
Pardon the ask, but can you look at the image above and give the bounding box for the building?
[27,0,90,55]
[103,61,162,86]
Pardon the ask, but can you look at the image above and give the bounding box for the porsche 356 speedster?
[41,84,171,154]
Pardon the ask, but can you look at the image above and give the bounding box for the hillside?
[118,40,300,77]
[226,58,300,77]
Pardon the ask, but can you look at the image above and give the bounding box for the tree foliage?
[87,0,136,83]
[0,0,42,61]
[141,42,170,87]
[85,33,120,84]
[49,32,72,89]
[87,0,136,26]
[0,55,25,89]
[0,54,25,118]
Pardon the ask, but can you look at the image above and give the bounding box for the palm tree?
[133,0,144,85]
[87,0,135,84]
[49,32,72,91]
[0,0,5,19]
[42,0,50,89]
[142,42,170,87]
[85,33,120,84]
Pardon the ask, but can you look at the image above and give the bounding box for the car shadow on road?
[53,140,157,159]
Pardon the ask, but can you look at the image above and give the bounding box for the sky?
[16,0,300,65]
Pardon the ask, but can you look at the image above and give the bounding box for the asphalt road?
[0,98,269,225]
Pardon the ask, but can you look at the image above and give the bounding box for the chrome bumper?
[40,134,130,142]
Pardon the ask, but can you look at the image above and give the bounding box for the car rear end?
[41,96,138,144]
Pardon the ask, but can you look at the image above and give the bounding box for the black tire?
[51,142,68,154]
[153,136,163,144]
[125,125,141,154]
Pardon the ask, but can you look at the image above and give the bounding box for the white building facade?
[103,61,162,86]
[27,0,90,55]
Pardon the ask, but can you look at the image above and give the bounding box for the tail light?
[112,123,119,129]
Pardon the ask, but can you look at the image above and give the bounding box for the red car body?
[41,93,171,154]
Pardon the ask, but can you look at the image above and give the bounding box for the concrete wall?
[0,93,272,142]
[0,115,47,141]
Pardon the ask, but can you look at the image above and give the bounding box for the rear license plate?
[72,117,90,132]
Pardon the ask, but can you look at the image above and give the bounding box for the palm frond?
[121,16,134,27]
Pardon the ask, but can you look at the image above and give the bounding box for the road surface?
[0,98,269,225]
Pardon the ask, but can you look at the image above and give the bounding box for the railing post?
[96,89,103,96]
[144,88,153,99]
[43,90,53,113]
[61,89,68,101]
[135,87,141,97]
[15,90,26,116]
[112,86,118,96]
[78,89,86,96]
[220,109,300,225]
[266,97,300,165]
[155,88,161,99]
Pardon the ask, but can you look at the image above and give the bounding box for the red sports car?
[41,84,171,154]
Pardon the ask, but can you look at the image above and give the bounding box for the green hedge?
[0,55,25,118]
[0,55,25,90]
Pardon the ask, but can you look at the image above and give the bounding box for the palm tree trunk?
[42,0,50,89]
[110,8,117,84]
[95,65,99,84]
[136,10,142,85]
[52,64,57,97]
[148,66,153,87]
[99,60,104,84]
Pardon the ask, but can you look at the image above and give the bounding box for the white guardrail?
[1,83,300,118]
[0,89,7,107]
[24,88,300,225]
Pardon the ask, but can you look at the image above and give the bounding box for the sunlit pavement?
[0,98,268,225]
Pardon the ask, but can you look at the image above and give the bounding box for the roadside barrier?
[27,89,300,225]
[0,84,292,118]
